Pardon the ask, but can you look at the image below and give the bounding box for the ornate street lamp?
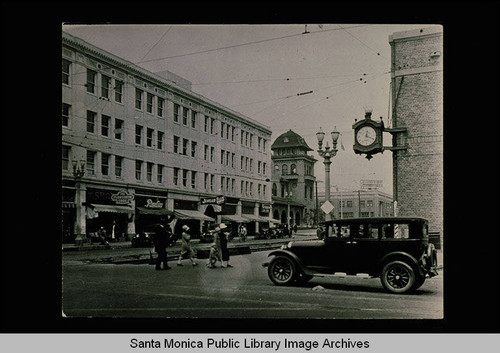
[316,126,340,221]
[72,160,86,246]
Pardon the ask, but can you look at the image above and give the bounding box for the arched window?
[290,164,297,174]
[282,164,288,175]
[281,210,287,224]
[272,183,277,196]
[280,184,285,197]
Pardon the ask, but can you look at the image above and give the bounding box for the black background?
[1,1,499,333]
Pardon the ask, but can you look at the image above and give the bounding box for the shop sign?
[111,191,134,205]
[261,204,271,213]
[145,199,164,209]
[360,179,383,190]
[201,195,225,205]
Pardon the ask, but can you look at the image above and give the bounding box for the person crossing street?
[177,225,198,267]
[153,216,173,271]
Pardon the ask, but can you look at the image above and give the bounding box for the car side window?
[394,223,410,239]
[381,223,394,239]
[369,224,380,239]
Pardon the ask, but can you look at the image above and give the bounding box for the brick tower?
[389,26,443,237]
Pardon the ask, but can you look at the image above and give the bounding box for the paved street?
[62,241,443,319]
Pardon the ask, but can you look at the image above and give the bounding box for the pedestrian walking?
[293,223,298,234]
[239,224,247,242]
[219,223,233,268]
[207,226,222,268]
[153,216,173,271]
[177,225,198,267]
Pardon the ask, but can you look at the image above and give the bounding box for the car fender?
[378,251,421,276]
[267,250,310,275]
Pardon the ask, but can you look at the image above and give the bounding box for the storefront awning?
[264,217,281,224]
[89,204,134,214]
[241,214,260,222]
[221,214,249,223]
[174,209,215,221]
[242,215,280,223]
[136,207,174,216]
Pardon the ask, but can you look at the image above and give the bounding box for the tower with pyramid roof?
[271,130,317,227]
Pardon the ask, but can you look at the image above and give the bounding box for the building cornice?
[389,27,442,43]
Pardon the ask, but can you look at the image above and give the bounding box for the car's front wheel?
[268,256,296,285]
[381,261,416,294]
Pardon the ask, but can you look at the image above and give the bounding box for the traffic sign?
[320,200,334,214]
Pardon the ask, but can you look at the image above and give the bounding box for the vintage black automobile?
[264,217,439,294]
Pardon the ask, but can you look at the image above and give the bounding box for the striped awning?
[174,209,215,221]
[221,214,249,223]
[89,204,134,214]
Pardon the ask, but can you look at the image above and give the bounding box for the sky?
[62,23,441,195]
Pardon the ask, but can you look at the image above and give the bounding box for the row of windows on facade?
[63,61,268,152]
[276,164,313,176]
[63,104,267,174]
[338,200,377,208]
[62,145,268,197]
[336,212,394,219]
[274,148,308,156]
[271,183,314,200]
[63,105,269,174]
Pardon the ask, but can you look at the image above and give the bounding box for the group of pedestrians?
[207,223,232,268]
[152,217,232,271]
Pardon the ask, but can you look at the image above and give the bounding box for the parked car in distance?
[131,223,177,248]
[264,217,439,294]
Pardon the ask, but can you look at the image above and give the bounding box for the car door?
[319,223,352,273]
[341,222,382,274]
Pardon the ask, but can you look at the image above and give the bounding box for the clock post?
[352,108,408,160]
[352,108,383,160]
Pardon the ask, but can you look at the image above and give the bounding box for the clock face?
[356,126,377,146]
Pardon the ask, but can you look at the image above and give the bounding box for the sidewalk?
[62,232,316,264]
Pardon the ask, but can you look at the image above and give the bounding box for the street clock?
[352,110,384,160]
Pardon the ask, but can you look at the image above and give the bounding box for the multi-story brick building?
[62,31,272,243]
[271,130,317,226]
[389,27,443,236]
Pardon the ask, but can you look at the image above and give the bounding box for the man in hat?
[153,216,172,270]
[219,223,233,268]
[177,225,197,266]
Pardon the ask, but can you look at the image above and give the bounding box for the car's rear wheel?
[381,261,416,294]
[268,256,296,285]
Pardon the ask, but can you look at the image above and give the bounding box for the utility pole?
[358,189,361,217]
[315,180,319,226]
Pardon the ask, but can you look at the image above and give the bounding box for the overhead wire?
[337,24,388,61]
[136,26,172,64]
[136,24,370,64]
